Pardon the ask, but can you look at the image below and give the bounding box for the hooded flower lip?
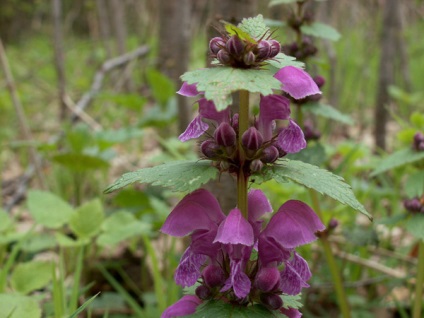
[161,295,202,318]
[274,66,321,100]
[214,208,254,246]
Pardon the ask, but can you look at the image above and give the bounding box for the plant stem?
[413,239,424,318]
[310,190,351,318]
[237,90,249,219]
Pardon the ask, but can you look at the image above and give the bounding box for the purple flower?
[280,307,302,318]
[274,66,321,100]
[161,295,202,318]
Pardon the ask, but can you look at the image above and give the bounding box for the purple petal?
[191,229,222,259]
[274,66,321,99]
[198,99,230,124]
[177,82,200,97]
[277,119,307,153]
[179,115,209,142]
[279,253,311,295]
[248,189,273,223]
[161,295,202,318]
[174,247,207,287]
[279,308,302,318]
[258,235,292,267]
[220,259,251,299]
[161,189,225,237]
[257,95,291,140]
[262,200,325,249]
[214,209,254,246]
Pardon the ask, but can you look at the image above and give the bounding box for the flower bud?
[256,40,271,60]
[226,35,244,57]
[214,122,236,147]
[261,146,279,163]
[250,159,264,173]
[413,132,424,151]
[209,37,225,55]
[232,114,239,132]
[255,267,280,292]
[269,40,281,58]
[200,140,221,159]
[313,75,326,88]
[217,49,231,65]
[404,198,422,213]
[328,218,339,230]
[243,51,256,65]
[260,293,283,310]
[195,285,212,300]
[202,264,226,288]
[242,127,263,150]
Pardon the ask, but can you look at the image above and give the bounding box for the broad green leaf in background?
[370,148,424,177]
[27,190,74,229]
[52,153,110,171]
[269,0,298,6]
[97,211,151,246]
[69,199,104,239]
[10,261,53,295]
[181,68,281,111]
[0,294,41,318]
[405,215,424,240]
[405,171,424,197]
[264,159,372,219]
[187,300,287,317]
[237,14,270,40]
[0,208,12,232]
[300,22,341,41]
[21,233,57,253]
[146,69,175,106]
[302,103,354,125]
[104,160,218,193]
[55,233,88,247]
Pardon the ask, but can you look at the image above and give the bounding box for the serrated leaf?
[181,68,281,111]
[186,300,286,317]
[69,199,104,239]
[370,148,424,177]
[281,294,303,310]
[269,0,298,6]
[52,153,109,171]
[300,22,341,41]
[27,190,74,229]
[302,103,354,125]
[266,53,304,70]
[265,159,371,219]
[286,142,326,166]
[405,171,424,197]
[0,294,41,318]
[224,23,257,43]
[105,160,218,193]
[0,209,12,232]
[11,261,53,295]
[238,15,270,40]
[405,215,424,240]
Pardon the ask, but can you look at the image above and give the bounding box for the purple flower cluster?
[178,65,321,175]
[161,189,325,317]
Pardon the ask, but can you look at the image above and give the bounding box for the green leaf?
[224,23,257,43]
[269,0,298,6]
[0,209,13,232]
[302,103,354,125]
[265,159,372,219]
[27,190,74,229]
[55,233,88,247]
[97,211,151,246]
[405,215,424,240]
[69,199,104,239]
[370,148,424,177]
[52,153,110,171]
[281,294,302,310]
[10,261,53,295]
[186,300,286,317]
[21,233,57,252]
[286,142,326,166]
[0,294,41,318]
[237,15,269,40]
[104,160,218,193]
[181,68,281,111]
[68,292,100,318]
[146,69,175,106]
[300,22,341,41]
[266,53,304,69]
[405,171,424,197]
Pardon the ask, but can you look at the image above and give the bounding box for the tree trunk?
[52,0,67,120]
[95,0,113,58]
[374,0,399,151]
[157,0,192,134]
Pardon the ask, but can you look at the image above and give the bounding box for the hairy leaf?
[266,53,304,70]
[265,159,372,219]
[181,68,281,111]
[405,215,424,240]
[370,148,424,177]
[105,160,218,193]
[281,294,302,310]
[300,22,341,41]
[186,300,286,317]
[302,103,354,125]
[238,14,270,40]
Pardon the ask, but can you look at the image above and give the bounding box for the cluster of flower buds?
[281,37,318,61]
[209,35,281,68]
[404,196,424,214]
[413,132,424,151]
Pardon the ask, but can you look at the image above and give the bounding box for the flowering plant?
[106,15,370,317]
